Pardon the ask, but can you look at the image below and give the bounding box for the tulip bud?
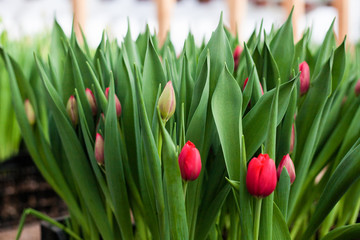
[178,141,202,181]
[243,77,264,95]
[66,95,78,126]
[105,87,122,117]
[277,154,296,184]
[233,45,243,71]
[94,133,104,165]
[299,61,310,96]
[158,81,176,121]
[24,99,35,125]
[290,124,295,153]
[85,88,97,116]
[355,79,360,96]
[246,153,277,198]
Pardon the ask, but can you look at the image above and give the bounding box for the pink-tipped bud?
[66,95,78,126]
[233,45,243,71]
[158,81,176,121]
[290,124,295,153]
[85,88,97,116]
[355,79,360,96]
[24,99,35,125]
[178,141,202,181]
[105,87,122,117]
[277,154,296,184]
[299,61,310,96]
[246,153,277,198]
[94,133,104,165]
[243,77,264,95]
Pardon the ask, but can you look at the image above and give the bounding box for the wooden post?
[228,0,247,42]
[155,0,176,47]
[283,0,305,42]
[72,0,87,44]
[332,0,349,44]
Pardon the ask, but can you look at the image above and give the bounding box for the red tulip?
[355,79,360,96]
[277,154,296,184]
[233,45,243,71]
[24,99,35,125]
[66,95,78,126]
[85,88,97,116]
[105,87,122,117]
[299,61,310,96]
[178,141,202,181]
[246,153,277,198]
[290,124,295,153]
[94,133,104,165]
[158,81,176,121]
[243,77,264,95]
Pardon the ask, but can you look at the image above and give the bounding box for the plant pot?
[41,216,68,240]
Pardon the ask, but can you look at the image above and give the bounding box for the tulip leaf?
[157,108,189,240]
[124,22,141,68]
[301,141,360,239]
[331,38,346,91]
[272,203,291,240]
[212,64,242,181]
[275,168,291,220]
[320,224,360,240]
[243,44,262,104]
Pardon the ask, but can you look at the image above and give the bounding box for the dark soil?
[0,153,68,229]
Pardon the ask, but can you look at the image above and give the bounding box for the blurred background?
[0,0,359,53]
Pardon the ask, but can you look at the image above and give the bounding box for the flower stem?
[254,198,263,240]
[183,181,188,200]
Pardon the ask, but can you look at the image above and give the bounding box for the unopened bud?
[105,87,122,117]
[24,99,35,125]
[158,81,176,121]
[243,77,264,95]
[94,133,104,165]
[178,141,202,181]
[355,79,360,96]
[233,45,243,71]
[66,95,78,126]
[299,61,310,96]
[85,88,97,116]
[277,154,296,184]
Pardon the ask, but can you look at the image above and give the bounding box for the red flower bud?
[178,141,202,181]
[355,79,360,96]
[233,45,243,71]
[290,124,295,153]
[85,88,97,116]
[299,61,310,96]
[277,154,296,184]
[158,81,176,121]
[24,99,35,125]
[246,153,277,198]
[105,87,122,117]
[94,133,104,165]
[243,77,264,95]
[66,95,78,126]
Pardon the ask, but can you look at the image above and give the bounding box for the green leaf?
[331,38,346,91]
[272,203,291,240]
[320,224,360,240]
[301,142,360,239]
[157,108,188,240]
[276,169,291,220]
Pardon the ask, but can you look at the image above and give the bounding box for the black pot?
[41,216,68,240]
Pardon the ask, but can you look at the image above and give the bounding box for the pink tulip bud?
[158,81,176,121]
[299,61,310,96]
[94,133,104,165]
[243,77,264,95]
[85,88,97,116]
[66,95,78,126]
[355,79,360,96]
[277,154,296,184]
[233,45,243,71]
[105,87,122,117]
[178,141,202,181]
[24,99,35,125]
[290,124,295,153]
[246,153,277,198]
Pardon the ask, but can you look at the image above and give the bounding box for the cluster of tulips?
[2,11,360,240]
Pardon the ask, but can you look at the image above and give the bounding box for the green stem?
[16,208,82,240]
[183,181,188,200]
[254,198,263,240]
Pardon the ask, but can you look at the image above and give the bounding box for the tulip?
[243,77,264,95]
[355,79,360,96]
[85,88,97,116]
[233,45,243,71]
[158,81,176,122]
[24,99,35,125]
[246,153,277,198]
[299,61,310,96]
[66,95,78,126]
[94,133,104,165]
[178,141,201,181]
[105,87,122,117]
[277,154,296,184]
[290,124,295,153]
